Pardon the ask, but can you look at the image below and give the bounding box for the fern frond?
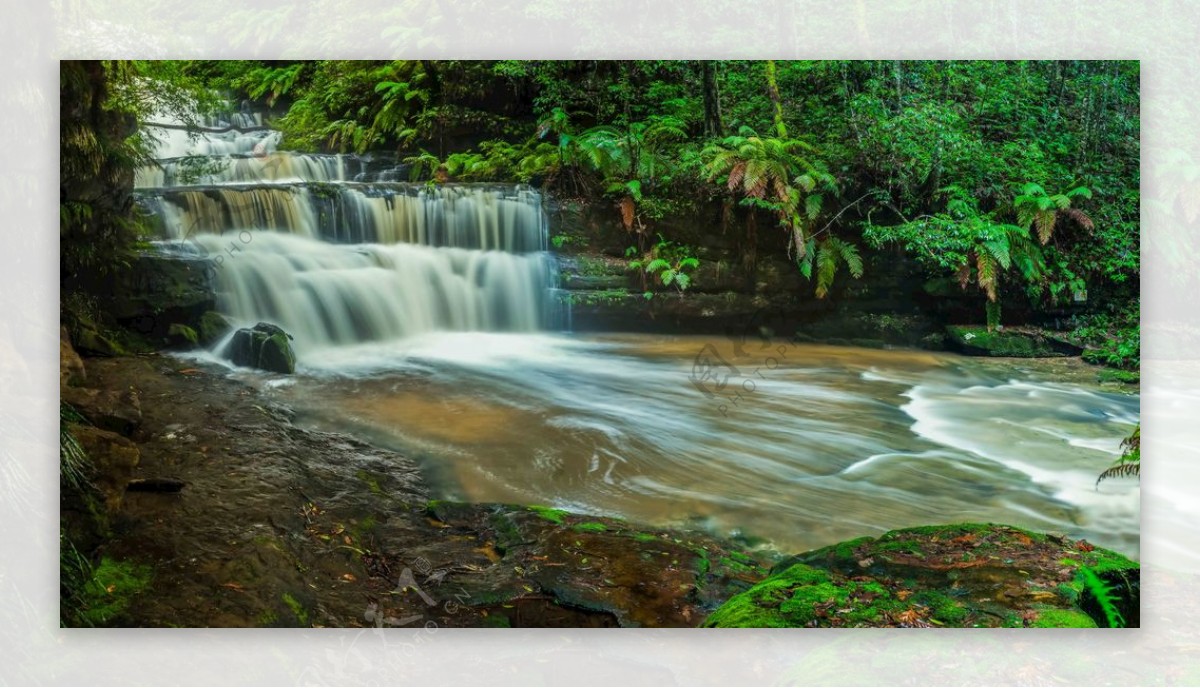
[805,193,823,220]
[982,239,1012,270]
[1063,207,1095,231]
[1076,566,1125,628]
[1035,210,1057,244]
[976,251,998,301]
[955,260,972,289]
[815,240,839,298]
[834,237,864,278]
[619,196,635,231]
[726,161,746,191]
[1096,462,1140,486]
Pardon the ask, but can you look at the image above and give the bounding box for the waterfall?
[139,112,566,363]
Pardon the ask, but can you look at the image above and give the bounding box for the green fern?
[61,402,92,493]
[1098,425,1140,487]
[1076,566,1125,628]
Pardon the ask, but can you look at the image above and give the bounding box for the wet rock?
[71,424,140,512]
[197,310,233,346]
[706,523,1139,628]
[228,322,296,374]
[60,326,86,387]
[382,501,770,627]
[61,386,142,436]
[167,323,199,347]
[110,254,216,330]
[945,325,1078,357]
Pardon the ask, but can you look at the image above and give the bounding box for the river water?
[141,110,1140,560]
[250,332,1140,559]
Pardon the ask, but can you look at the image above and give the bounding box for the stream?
[140,110,1141,560]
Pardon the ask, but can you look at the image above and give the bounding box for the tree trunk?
[701,61,723,137]
[765,60,786,138]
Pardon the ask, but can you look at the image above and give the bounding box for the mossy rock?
[1097,368,1140,385]
[411,501,771,627]
[945,326,1065,357]
[227,322,296,374]
[197,310,233,346]
[167,323,199,347]
[707,523,1139,628]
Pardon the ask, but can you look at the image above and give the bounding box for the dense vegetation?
[62,60,1140,367]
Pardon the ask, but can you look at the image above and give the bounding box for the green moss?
[527,505,568,524]
[946,326,1059,357]
[167,323,199,345]
[573,522,608,533]
[1081,546,1138,576]
[257,609,279,626]
[633,532,659,543]
[74,557,152,627]
[1097,368,1140,384]
[915,590,968,624]
[1031,609,1098,628]
[351,515,379,540]
[705,564,865,628]
[197,310,233,345]
[479,612,512,628]
[355,469,383,495]
[282,592,310,626]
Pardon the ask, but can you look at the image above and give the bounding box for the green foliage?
[60,402,92,494]
[1076,566,1125,628]
[626,237,700,292]
[282,592,310,626]
[1098,425,1140,487]
[61,546,152,627]
[116,60,1136,326]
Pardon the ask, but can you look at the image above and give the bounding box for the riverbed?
[203,334,1141,559]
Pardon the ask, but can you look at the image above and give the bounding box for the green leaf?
[645,258,670,273]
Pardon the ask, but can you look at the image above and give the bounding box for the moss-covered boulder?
[167,323,199,347]
[945,326,1073,357]
[197,311,234,346]
[704,523,1138,628]
[227,322,296,374]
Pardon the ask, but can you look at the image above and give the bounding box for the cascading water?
[132,104,1138,561]
[137,114,566,363]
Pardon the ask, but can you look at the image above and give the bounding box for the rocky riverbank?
[59,333,1138,628]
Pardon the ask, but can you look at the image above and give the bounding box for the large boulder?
[227,322,297,374]
[71,425,140,512]
[704,523,1139,628]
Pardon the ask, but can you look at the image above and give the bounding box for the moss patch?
[527,505,569,524]
[945,326,1061,357]
[282,592,310,626]
[1031,609,1098,628]
[73,557,152,627]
